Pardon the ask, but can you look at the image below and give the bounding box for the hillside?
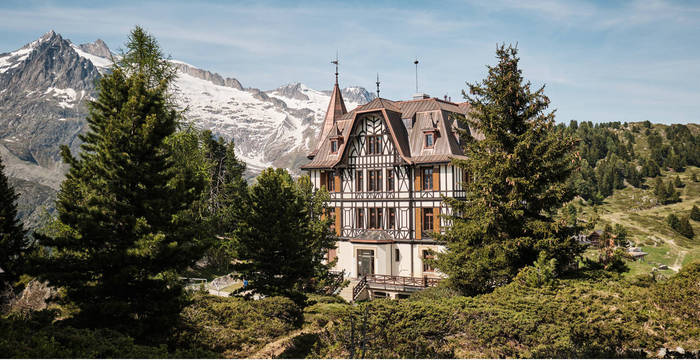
[568,122,700,278]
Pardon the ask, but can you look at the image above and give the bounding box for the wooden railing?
[352,276,368,300]
[365,274,441,290]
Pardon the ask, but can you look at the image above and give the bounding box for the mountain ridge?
[0,30,375,227]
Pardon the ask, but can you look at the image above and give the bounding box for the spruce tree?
[691,205,700,222]
[294,175,340,294]
[673,175,684,188]
[677,216,695,239]
[233,168,316,304]
[34,27,208,338]
[0,156,28,284]
[666,213,680,231]
[436,45,583,295]
[666,181,680,203]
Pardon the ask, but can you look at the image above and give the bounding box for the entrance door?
[357,249,375,278]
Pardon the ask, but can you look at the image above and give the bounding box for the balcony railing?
[363,274,441,293]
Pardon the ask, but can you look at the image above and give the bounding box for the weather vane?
[414,58,419,94]
[376,73,380,98]
[331,51,339,84]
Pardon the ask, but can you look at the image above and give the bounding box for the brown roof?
[302,96,473,170]
[308,82,347,159]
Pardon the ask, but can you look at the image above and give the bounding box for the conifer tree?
[436,45,582,295]
[667,213,680,231]
[0,156,28,284]
[294,175,341,294]
[667,181,680,203]
[233,168,317,304]
[677,216,695,239]
[673,175,684,188]
[691,205,700,222]
[34,27,209,337]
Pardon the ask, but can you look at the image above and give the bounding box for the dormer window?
[424,133,434,148]
[330,139,339,153]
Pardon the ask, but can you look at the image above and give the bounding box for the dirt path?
[251,327,316,359]
[670,249,687,271]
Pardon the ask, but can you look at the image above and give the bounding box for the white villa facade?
[301,78,475,300]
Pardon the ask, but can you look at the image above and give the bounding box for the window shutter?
[434,207,440,233]
[334,174,341,193]
[433,166,440,191]
[414,169,421,191]
[415,208,422,240]
[335,207,341,236]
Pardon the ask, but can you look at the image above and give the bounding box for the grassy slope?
[576,122,700,278]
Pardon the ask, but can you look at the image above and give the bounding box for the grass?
[575,165,700,277]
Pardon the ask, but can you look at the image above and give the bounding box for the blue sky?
[1,0,699,124]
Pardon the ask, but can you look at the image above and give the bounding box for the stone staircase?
[338,278,359,302]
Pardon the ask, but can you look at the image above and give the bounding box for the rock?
[209,274,236,291]
[657,347,667,358]
[659,264,669,270]
[675,346,685,355]
[9,279,57,314]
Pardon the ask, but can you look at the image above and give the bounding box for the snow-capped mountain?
[0,30,375,227]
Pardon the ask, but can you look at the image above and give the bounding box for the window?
[369,208,383,229]
[388,208,396,229]
[386,169,395,191]
[423,208,434,232]
[368,170,382,192]
[366,135,382,154]
[330,140,338,153]
[356,208,364,228]
[355,170,363,192]
[422,249,435,272]
[424,133,434,148]
[422,167,433,190]
[395,248,400,262]
[326,171,335,192]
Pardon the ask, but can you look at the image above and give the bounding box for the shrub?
[0,311,214,358]
[173,294,302,357]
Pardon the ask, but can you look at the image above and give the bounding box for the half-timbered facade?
[302,81,474,299]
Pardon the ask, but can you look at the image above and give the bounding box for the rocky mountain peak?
[270,82,310,101]
[78,39,112,58]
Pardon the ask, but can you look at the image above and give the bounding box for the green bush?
[172,294,302,357]
[305,268,700,358]
[0,311,214,358]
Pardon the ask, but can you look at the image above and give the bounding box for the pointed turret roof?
[308,81,347,159]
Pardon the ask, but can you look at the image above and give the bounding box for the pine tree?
[667,181,680,203]
[197,132,248,271]
[0,156,28,285]
[691,205,700,222]
[673,175,684,188]
[666,213,680,231]
[436,45,583,295]
[33,27,209,338]
[294,176,342,294]
[677,216,695,239]
[233,168,317,304]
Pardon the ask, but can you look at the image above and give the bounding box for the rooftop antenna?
[331,50,339,85]
[414,58,419,93]
[376,73,380,98]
